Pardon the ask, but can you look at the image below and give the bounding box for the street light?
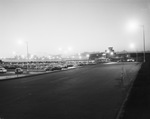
[26,42,29,72]
[18,40,29,72]
[110,52,114,55]
[86,54,89,59]
[129,43,138,62]
[86,54,90,64]
[140,25,146,62]
[127,21,146,62]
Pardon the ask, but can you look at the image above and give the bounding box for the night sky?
[0,0,150,57]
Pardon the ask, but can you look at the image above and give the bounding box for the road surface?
[0,62,141,119]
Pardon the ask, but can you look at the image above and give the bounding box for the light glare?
[130,43,135,49]
[127,20,139,32]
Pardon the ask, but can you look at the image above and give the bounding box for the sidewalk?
[0,67,77,81]
[120,61,150,119]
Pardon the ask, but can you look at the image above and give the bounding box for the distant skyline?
[0,0,150,57]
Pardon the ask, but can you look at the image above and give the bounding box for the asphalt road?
[0,62,141,119]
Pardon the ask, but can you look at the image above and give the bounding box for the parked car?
[15,68,23,74]
[44,67,52,71]
[67,64,74,67]
[78,63,86,66]
[60,64,68,68]
[127,58,135,62]
[51,66,62,71]
[0,67,7,73]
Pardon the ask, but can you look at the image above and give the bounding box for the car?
[78,63,86,66]
[0,67,7,73]
[67,64,74,67]
[51,66,62,71]
[44,67,52,71]
[127,58,135,62]
[60,64,68,68]
[15,68,23,74]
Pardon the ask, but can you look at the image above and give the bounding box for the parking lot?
[0,60,96,79]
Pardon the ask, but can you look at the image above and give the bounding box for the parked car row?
[44,65,66,72]
[0,60,97,74]
[0,67,24,74]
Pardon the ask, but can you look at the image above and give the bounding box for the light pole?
[141,25,146,62]
[127,21,146,62]
[26,41,29,72]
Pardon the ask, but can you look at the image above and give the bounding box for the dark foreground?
[0,63,140,119]
[121,56,150,119]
